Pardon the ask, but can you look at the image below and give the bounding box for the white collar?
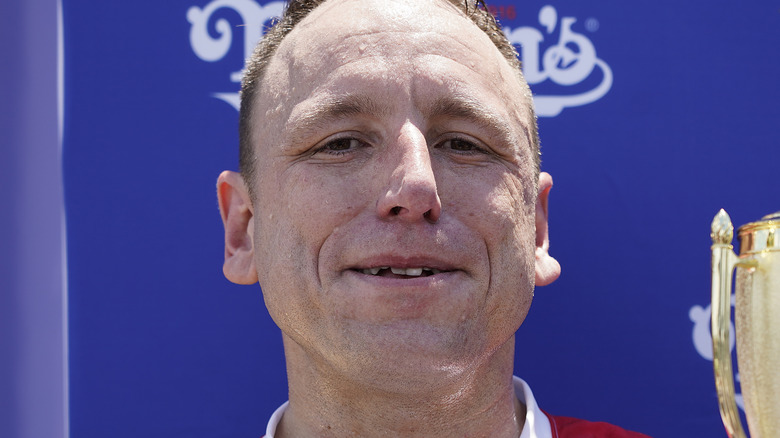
[514,376,553,438]
[265,376,552,438]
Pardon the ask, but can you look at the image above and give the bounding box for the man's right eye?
[315,137,362,155]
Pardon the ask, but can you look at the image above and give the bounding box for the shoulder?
[546,413,653,438]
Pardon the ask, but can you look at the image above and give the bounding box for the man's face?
[231,0,554,385]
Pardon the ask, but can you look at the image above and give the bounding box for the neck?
[276,336,525,438]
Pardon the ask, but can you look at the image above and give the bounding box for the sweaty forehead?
[266,1,518,90]
[253,0,532,145]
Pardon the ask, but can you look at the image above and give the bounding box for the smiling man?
[216,0,649,436]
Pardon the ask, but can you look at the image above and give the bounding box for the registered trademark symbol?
[585,17,599,32]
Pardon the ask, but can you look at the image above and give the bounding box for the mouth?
[353,266,443,278]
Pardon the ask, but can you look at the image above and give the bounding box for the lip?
[348,255,458,272]
[335,252,475,319]
[343,267,460,290]
[341,253,465,290]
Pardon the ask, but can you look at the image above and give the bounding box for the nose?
[376,124,442,223]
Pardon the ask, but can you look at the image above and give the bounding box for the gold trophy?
[711,209,780,438]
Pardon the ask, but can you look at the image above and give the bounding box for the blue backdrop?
[62,1,780,436]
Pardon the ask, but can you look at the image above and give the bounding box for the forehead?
[254,0,532,146]
[287,0,487,61]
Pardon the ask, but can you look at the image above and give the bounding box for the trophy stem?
[710,209,751,438]
[711,244,746,438]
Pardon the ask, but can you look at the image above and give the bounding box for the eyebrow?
[425,95,524,148]
[286,94,390,143]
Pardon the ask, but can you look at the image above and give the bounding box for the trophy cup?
[711,209,780,438]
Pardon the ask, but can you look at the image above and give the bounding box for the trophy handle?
[710,210,757,438]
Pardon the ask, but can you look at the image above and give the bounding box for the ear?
[534,171,561,286]
[217,171,259,285]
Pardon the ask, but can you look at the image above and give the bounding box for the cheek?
[253,166,372,345]
[442,167,534,248]
[462,172,536,319]
[486,179,535,279]
[252,166,365,288]
[497,178,536,253]
[436,168,536,348]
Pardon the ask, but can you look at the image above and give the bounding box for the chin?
[336,319,488,381]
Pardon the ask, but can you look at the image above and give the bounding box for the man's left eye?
[441,138,484,154]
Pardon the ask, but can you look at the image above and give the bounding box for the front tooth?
[390,267,424,276]
[369,267,380,275]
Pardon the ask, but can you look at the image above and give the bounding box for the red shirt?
[546,412,652,437]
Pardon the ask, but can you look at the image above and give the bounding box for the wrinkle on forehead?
[266,0,501,89]
[253,0,534,160]
[263,33,519,112]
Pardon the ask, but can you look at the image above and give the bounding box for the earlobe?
[217,170,259,285]
[534,172,561,286]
